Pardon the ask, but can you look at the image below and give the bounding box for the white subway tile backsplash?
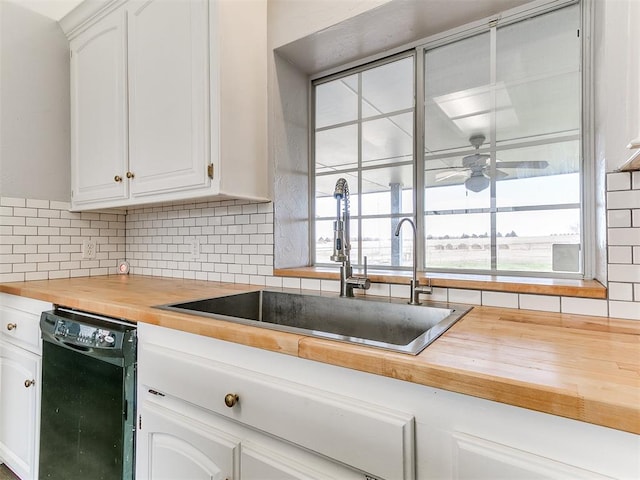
[608,282,634,301]
[2,185,639,320]
[608,263,640,283]
[607,227,640,246]
[418,286,444,302]
[449,288,482,305]
[606,190,640,209]
[561,297,608,317]
[608,209,631,227]
[608,301,640,320]
[389,283,410,299]
[282,277,301,289]
[320,279,340,293]
[1,196,125,280]
[265,276,283,288]
[26,199,49,208]
[607,172,631,191]
[1,197,25,207]
[301,278,321,291]
[482,291,519,308]
[365,282,390,298]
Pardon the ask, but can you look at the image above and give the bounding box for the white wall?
[0,1,70,202]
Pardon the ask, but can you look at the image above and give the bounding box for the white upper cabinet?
[127,0,209,199]
[69,8,128,205]
[63,0,269,211]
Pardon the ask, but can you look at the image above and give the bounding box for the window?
[312,2,585,278]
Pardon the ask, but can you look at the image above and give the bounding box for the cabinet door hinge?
[138,414,142,430]
[207,163,214,179]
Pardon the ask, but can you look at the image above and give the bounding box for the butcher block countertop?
[1,275,639,435]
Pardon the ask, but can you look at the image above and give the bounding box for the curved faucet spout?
[395,217,430,305]
[395,218,418,283]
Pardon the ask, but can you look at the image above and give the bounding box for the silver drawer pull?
[24,379,35,388]
[6,323,17,331]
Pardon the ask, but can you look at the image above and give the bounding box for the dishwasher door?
[39,309,136,480]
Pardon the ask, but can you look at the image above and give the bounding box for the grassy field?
[317,234,580,273]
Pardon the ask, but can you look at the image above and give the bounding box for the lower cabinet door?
[0,341,40,480]
[137,399,240,480]
[452,432,612,480]
[241,442,362,480]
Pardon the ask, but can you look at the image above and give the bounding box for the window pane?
[495,142,580,208]
[361,57,413,116]
[315,125,358,172]
[361,165,414,216]
[496,209,581,272]
[315,74,358,128]
[424,32,491,153]
[425,213,491,270]
[363,113,413,167]
[362,218,394,266]
[496,5,580,141]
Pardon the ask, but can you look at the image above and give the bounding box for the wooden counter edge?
[298,336,640,435]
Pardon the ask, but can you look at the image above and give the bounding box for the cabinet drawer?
[141,342,415,480]
[0,294,50,354]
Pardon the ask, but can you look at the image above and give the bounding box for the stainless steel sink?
[156,290,471,355]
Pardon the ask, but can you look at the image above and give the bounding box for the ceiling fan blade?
[424,165,466,172]
[435,170,468,182]
[495,161,549,169]
[462,153,490,168]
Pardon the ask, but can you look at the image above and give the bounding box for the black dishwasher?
[39,308,137,480]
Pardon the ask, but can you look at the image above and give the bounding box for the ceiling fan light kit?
[465,173,491,192]
[431,134,550,192]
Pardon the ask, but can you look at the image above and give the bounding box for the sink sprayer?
[331,178,370,297]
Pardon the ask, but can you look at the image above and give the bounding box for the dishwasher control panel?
[40,309,137,356]
[53,320,117,348]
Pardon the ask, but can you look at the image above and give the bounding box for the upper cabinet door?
[127,0,210,199]
[70,9,128,206]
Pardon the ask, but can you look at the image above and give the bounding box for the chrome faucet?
[331,178,370,297]
[394,217,432,305]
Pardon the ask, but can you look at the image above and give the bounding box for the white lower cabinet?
[137,397,239,480]
[137,324,415,480]
[137,390,368,480]
[451,432,613,479]
[137,323,639,480]
[0,293,51,480]
[0,343,40,480]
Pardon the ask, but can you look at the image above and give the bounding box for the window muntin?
[312,3,584,277]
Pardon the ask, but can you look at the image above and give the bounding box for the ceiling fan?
[432,135,549,192]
